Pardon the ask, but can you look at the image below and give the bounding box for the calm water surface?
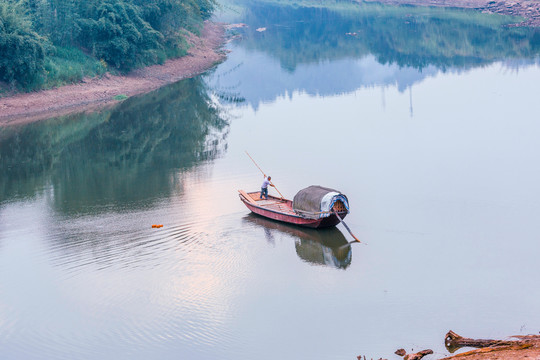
[1,2,540,359]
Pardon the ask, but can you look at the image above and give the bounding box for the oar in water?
[332,209,361,243]
[245,151,285,199]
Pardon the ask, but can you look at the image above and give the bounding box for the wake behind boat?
[238,185,350,229]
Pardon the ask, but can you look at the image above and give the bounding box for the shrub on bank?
[43,46,107,88]
[0,2,46,89]
[78,0,164,71]
[0,0,216,90]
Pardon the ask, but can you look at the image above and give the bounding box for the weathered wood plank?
[238,190,257,205]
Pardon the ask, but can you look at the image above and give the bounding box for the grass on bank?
[0,35,192,94]
[113,94,129,101]
[35,34,192,91]
[42,47,108,89]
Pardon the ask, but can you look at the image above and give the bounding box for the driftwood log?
[443,343,534,359]
[404,349,433,360]
[395,349,407,356]
[445,330,517,353]
[442,332,540,359]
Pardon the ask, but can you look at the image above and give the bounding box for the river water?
[1,1,540,359]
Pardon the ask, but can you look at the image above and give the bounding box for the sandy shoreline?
[0,21,227,127]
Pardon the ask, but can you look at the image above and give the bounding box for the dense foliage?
[78,0,165,69]
[0,2,46,88]
[0,0,215,89]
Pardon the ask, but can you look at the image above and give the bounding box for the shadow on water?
[243,213,354,269]
[0,77,229,213]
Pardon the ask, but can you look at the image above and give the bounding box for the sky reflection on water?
[1,1,540,359]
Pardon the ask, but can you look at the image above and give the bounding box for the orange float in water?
[152,225,163,228]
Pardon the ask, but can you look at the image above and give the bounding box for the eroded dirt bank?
[359,331,540,360]
[0,21,227,126]
[441,332,540,359]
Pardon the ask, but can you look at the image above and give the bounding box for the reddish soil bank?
[442,337,540,359]
[359,333,540,360]
[0,21,227,126]
[363,0,540,26]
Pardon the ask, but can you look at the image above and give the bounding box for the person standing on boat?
[260,175,274,200]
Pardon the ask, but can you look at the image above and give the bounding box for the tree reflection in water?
[209,1,540,110]
[237,1,540,71]
[0,77,229,213]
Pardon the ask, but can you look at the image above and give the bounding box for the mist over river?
[1,1,540,359]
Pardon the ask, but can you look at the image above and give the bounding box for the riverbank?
[363,0,540,26]
[2,2,538,127]
[0,21,227,127]
[442,332,540,360]
[361,332,540,360]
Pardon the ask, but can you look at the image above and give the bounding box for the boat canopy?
[292,185,349,219]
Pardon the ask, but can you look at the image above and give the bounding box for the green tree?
[131,0,216,57]
[134,0,216,34]
[77,0,164,70]
[1,0,217,89]
[0,1,46,88]
[26,0,80,46]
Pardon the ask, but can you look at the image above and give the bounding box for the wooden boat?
[238,190,348,228]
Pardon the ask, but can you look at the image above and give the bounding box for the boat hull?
[239,192,347,229]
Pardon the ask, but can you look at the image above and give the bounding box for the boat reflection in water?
[244,214,354,269]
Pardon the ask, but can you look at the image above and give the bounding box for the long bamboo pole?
[245,151,285,199]
[332,209,361,243]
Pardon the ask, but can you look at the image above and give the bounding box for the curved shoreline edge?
[1,1,539,127]
[0,21,227,127]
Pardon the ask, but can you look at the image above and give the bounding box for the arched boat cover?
[292,185,349,219]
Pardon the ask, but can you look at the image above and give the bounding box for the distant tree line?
[239,1,540,72]
[0,0,215,89]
